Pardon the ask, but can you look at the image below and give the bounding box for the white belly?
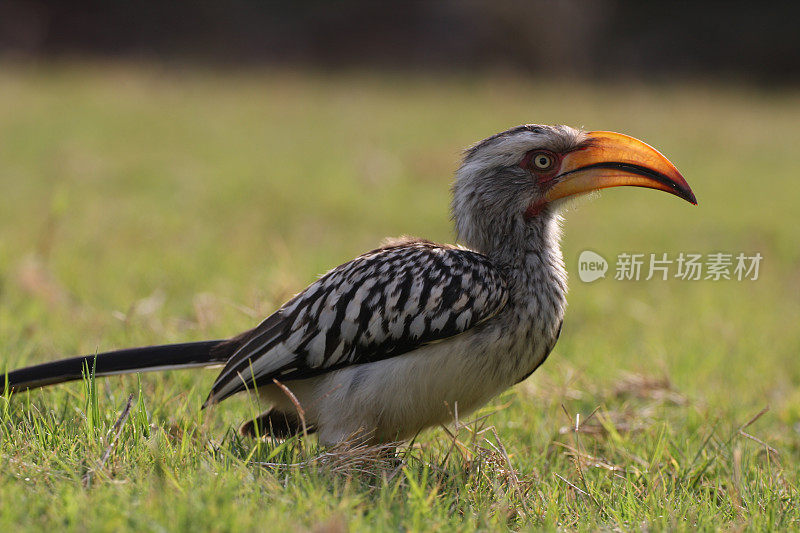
[261,325,543,445]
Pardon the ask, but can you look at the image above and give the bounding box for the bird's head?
[452,124,696,257]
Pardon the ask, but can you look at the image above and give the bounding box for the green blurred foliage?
[0,63,798,530]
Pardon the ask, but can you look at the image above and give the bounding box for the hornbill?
[3,125,696,445]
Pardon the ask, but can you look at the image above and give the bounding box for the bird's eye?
[531,152,554,170]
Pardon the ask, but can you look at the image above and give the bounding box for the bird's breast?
[486,259,568,384]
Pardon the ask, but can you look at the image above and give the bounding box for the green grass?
[1,62,799,531]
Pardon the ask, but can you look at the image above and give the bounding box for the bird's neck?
[469,208,568,383]
[470,207,568,317]
[474,209,565,276]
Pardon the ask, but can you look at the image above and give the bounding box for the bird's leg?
[239,409,315,439]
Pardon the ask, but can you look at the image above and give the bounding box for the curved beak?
[544,131,697,205]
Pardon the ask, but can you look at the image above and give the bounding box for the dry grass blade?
[734,406,779,460]
[253,438,400,483]
[552,441,627,473]
[738,430,779,459]
[739,406,769,431]
[612,372,687,405]
[554,472,590,497]
[559,403,604,512]
[273,378,308,439]
[489,427,532,518]
[82,394,134,487]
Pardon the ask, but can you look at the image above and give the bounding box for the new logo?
[578,250,608,283]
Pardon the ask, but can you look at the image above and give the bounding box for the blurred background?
[1,0,798,407]
[1,0,798,82]
[1,1,798,391]
[1,1,799,528]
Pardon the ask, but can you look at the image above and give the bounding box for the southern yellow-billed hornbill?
[3,125,696,445]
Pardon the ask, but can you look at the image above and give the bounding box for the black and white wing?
[204,239,508,405]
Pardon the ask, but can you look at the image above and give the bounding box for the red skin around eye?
[518,150,563,184]
[519,150,564,218]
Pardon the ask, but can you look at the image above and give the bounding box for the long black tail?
[2,340,228,393]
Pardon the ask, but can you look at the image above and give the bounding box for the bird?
[3,124,696,446]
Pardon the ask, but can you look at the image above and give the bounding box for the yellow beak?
[543,131,697,205]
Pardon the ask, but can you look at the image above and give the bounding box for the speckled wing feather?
[204,239,509,405]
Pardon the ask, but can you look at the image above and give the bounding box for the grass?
[0,62,799,531]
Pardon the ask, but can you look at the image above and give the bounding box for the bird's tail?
[2,340,229,393]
